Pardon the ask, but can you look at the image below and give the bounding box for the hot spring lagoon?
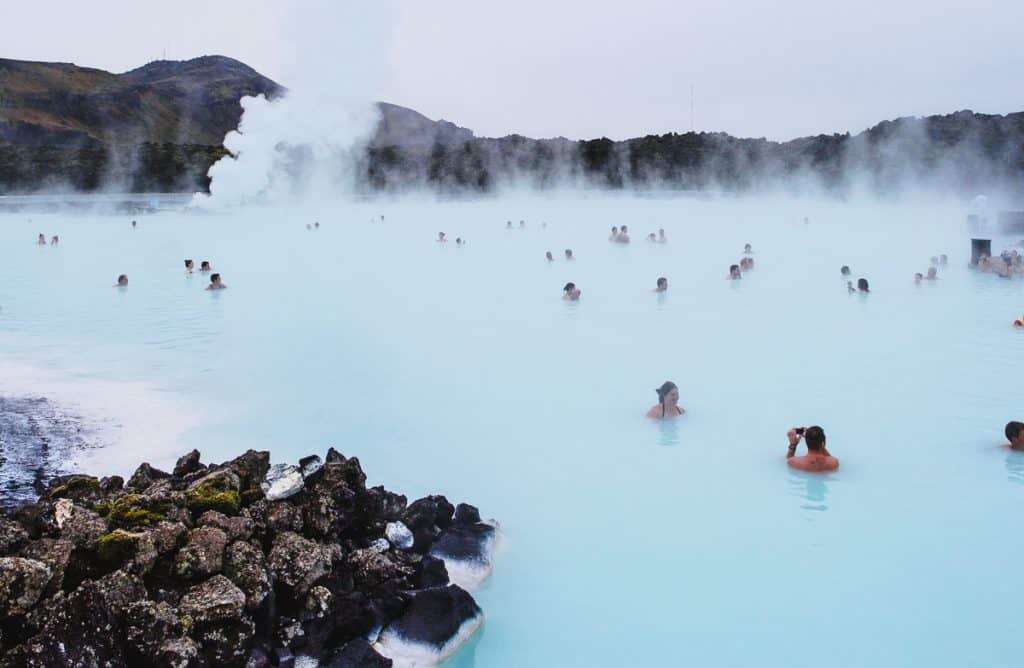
[2,192,1023,666]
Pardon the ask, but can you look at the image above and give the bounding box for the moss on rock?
[186,470,241,516]
[106,494,173,530]
[47,476,101,501]
[97,530,144,566]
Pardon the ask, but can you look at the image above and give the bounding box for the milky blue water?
[2,193,1023,667]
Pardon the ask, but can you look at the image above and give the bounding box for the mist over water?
[193,1,396,208]
[3,191,1024,665]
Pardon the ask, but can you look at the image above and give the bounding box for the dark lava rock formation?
[0,447,498,666]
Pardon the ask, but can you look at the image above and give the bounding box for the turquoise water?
[2,193,1023,666]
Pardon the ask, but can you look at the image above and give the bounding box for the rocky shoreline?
[0,448,498,667]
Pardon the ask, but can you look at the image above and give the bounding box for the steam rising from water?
[192,1,397,208]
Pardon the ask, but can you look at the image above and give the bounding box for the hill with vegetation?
[2,56,1023,196]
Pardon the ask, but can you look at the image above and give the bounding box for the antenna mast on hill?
[690,85,694,132]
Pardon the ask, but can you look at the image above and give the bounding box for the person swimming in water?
[50,235,59,246]
[206,273,227,290]
[857,278,870,293]
[617,225,631,243]
[646,233,657,242]
[609,226,619,241]
[926,267,938,280]
[658,228,667,243]
[939,254,948,265]
[1005,421,1024,451]
[456,237,464,246]
[185,259,194,274]
[728,264,742,279]
[200,261,212,272]
[786,426,839,472]
[646,381,685,418]
[314,222,320,229]
[914,272,923,283]
[115,274,128,287]
[565,249,574,260]
[841,265,851,277]
[519,220,526,229]
[36,234,46,245]
[743,243,753,254]
[437,232,447,243]
[131,220,137,229]
[562,282,581,301]
[506,221,513,229]
[545,251,554,262]
[654,277,668,292]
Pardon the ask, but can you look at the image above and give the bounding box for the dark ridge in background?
[2,55,1023,196]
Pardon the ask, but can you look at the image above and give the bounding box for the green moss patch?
[106,494,172,530]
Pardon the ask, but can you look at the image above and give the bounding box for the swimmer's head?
[438,232,446,240]
[927,267,937,279]
[185,259,193,269]
[940,254,948,264]
[804,426,826,452]
[841,265,851,276]
[655,381,679,405]
[565,249,573,258]
[1007,421,1024,445]
[117,274,128,286]
[729,264,741,278]
[914,272,923,282]
[621,225,628,233]
[545,251,554,261]
[858,278,870,292]
[201,261,211,270]
[456,237,463,245]
[744,243,752,251]
[563,282,576,293]
[647,233,656,241]
[656,277,668,290]
[659,228,665,235]
[210,273,221,284]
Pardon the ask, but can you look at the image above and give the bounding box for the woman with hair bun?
[646,381,685,419]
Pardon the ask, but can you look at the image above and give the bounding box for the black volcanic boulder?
[411,555,449,590]
[0,517,29,554]
[223,540,271,611]
[198,510,254,541]
[401,496,454,553]
[375,585,483,663]
[178,574,254,665]
[123,599,183,663]
[223,449,271,504]
[8,570,145,666]
[126,462,171,492]
[268,531,333,597]
[0,557,50,619]
[325,638,393,667]
[173,449,204,478]
[20,537,73,596]
[174,526,228,580]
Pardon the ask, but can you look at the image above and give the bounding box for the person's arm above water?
[786,429,800,460]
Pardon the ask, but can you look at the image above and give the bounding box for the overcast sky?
[3,0,1023,141]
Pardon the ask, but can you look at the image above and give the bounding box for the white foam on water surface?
[374,613,484,668]
[0,352,205,478]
